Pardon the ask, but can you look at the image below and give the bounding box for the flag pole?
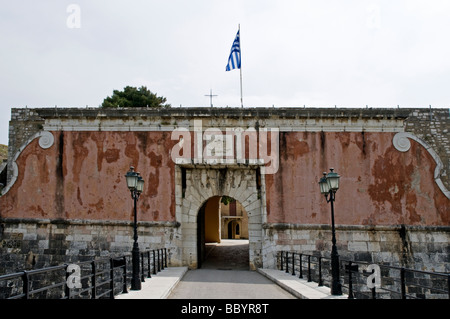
[239,24,243,108]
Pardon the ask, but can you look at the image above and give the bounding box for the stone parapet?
[0,218,181,275]
[262,223,450,273]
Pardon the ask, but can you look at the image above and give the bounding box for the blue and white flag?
[226,30,241,71]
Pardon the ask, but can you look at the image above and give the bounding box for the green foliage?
[101,86,170,108]
[221,196,236,205]
[0,144,7,162]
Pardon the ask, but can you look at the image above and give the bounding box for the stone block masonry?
[0,218,180,274]
[405,108,450,191]
[262,223,450,273]
[6,109,45,186]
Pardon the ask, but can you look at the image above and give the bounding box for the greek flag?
[226,30,241,71]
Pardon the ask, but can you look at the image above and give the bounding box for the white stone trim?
[43,117,406,133]
[1,131,55,195]
[38,131,55,149]
[393,132,450,199]
[175,166,266,269]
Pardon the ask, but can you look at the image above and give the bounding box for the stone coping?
[263,222,450,232]
[12,106,421,120]
[257,268,348,299]
[115,267,188,299]
[0,217,180,228]
[1,218,448,233]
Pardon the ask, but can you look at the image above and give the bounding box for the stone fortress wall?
[0,107,448,273]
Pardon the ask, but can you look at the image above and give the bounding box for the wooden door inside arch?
[227,221,233,239]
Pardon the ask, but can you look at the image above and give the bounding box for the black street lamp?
[318,168,342,295]
[125,166,145,290]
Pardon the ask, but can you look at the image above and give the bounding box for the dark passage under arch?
[197,196,249,269]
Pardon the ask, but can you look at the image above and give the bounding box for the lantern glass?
[319,173,329,194]
[136,175,144,194]
[326,168,340,191]
[125,167,138,190]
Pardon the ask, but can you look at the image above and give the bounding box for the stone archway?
[175,166,265,270]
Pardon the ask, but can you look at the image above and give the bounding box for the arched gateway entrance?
[197,196,249,269]
[175,166,266,270]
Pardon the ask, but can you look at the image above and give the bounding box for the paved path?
[117,239,347,299]
[167,269,297,299]
[168,239,295,299]
[202,239,250,270]
[116,267,188,299]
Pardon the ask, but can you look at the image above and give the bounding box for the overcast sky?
[1,0,450,145]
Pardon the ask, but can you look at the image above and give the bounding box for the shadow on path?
[168,239,296,298]
[202,239,249,270]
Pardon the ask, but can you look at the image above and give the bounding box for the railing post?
[280,251,284,271]
[65,264,71,299]
[318,257,323,286]
[164,248,168,268]
[91,260,96,299]
[157,249,161,272]
[291,252,296,276]
[347,261,354,299]
[447,274,450,300]
[299,254,303,279]
[140,252,145,282]
[400,268,406,299]
[147,251,152,278]
[122,256,128,294]
[307,255,312,282]
[153,250,157,275]
[23,271,30,300]
[109,258,115,299]
[161,249,165,270]
[285,251,289,273]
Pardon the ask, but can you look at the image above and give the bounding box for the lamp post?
[318,168,342,295]
[125,166,145,290]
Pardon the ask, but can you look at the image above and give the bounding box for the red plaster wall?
[1,130,448,227]
[265,131,449,226]
[0,131,176,222]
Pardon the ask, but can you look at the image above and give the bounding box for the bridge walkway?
[117,240,346,299]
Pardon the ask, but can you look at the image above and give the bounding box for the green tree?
[221,196,236,205]
[0,144,7,162]
[101,86,170,108]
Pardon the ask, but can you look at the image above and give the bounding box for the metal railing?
[0,248,168,299]
[278,251,450,299]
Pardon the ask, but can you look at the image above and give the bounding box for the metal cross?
[205,89,218,107]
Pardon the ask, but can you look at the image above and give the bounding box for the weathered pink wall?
[0,131,176,222]
[1,130,448,226]
[265,131,449,226]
